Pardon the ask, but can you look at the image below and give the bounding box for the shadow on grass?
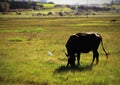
[54,64,92,73]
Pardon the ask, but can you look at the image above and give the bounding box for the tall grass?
[0,17,120,85]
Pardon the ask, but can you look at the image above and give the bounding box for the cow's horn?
[68,56,70,59]
[65,53,68,56]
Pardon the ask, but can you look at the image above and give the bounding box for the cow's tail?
[99,35,109,59]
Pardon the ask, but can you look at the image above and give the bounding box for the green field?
[0,16,120,85]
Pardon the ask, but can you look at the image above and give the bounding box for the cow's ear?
[68,56,70,59]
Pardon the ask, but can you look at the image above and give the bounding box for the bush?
[58,12,64,16]
[47,12,53,16]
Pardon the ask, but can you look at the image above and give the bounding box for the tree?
[0,2,10,12]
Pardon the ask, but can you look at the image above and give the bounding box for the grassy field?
[0,16,120,85]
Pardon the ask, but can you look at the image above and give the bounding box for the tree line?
[0,1,49,12]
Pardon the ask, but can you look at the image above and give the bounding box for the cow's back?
[66,33,101,53]
[76,33,101,53]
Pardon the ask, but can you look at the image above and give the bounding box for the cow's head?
[65,53,75,67]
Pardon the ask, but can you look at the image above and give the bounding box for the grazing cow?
[65,32,108,67]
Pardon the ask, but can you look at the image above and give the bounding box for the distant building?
[111,0,120,5]
[40,0,47,2]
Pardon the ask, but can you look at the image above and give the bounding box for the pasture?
[0,16,120,85]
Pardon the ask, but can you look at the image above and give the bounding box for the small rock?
[48,51,53,56]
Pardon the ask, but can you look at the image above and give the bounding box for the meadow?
[0,16,120,85]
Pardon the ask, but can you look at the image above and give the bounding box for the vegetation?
[0,1,55,11]
[0,2,9,12]
[0,0,120,16]
[0,16,120,85]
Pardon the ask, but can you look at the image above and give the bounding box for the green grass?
[43,4,55,8]
[0,28,48,33]
[0,16,120,85]
[112,4,120,9]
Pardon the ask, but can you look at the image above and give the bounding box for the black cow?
[65,32,108,67]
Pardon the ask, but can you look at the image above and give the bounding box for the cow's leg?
[91,55,95,66]
[66,59,69,67]
[92,50,99,65]
[67,54,76,67]
[77,53,80,66]
[95,51,99,65]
